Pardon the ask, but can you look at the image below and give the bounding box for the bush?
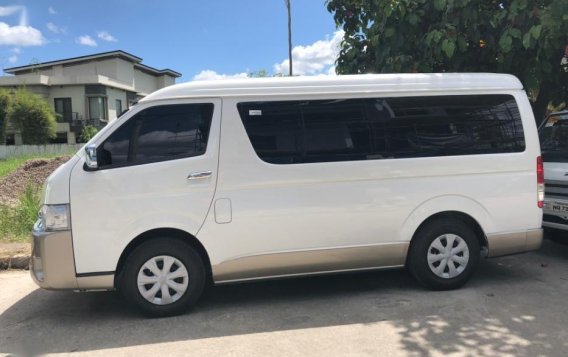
[79,125,99,143]
[9,90,56,144]
[0,184,41,242]
[0,90,10,143]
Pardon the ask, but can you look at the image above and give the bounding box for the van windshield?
[540,112,568,162]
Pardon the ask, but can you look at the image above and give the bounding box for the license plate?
[546,202,568,213]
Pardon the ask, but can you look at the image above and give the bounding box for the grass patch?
[0,184,41,243]
[0,153,66,179]
[0,153,74,242]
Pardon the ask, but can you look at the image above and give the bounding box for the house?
[0,50,181,144]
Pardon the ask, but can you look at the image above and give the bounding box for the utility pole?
[284,0,293,76]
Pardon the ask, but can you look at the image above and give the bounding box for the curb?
[0,242,32,270]
[0,254,30,270]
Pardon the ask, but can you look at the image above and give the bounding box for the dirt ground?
[0,242,30,259]
[0,156,69,207]
[0,242,30,269]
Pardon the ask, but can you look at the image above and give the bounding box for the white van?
[539,111,568,231]
[32,73,543,316]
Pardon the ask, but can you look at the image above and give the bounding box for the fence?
[0,144,82,160]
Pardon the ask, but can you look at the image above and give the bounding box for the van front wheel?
[408,220,480,290]
[120,238,205,317]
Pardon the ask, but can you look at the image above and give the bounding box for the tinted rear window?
[237,95,525,164]
[539,112,568,162]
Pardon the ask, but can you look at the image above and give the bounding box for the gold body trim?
[486,229,543,258]
[212,242,409,284]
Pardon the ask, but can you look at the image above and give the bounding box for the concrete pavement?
[1,237,568,356]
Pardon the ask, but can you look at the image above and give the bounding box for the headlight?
[37,204,70,231]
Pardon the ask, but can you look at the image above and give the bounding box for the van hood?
[43,155,81,205]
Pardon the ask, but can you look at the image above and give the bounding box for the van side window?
[99,103,213,168]
[382,95,525,158]
[302,99,374,163]
[237,95,524,164]
[235,102,303,164]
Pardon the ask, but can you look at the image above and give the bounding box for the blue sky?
[0,1,341,82]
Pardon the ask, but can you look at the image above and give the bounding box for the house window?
[50,132,68,144]
[115,99,123,117]
[88,97,107,120]
[54,98,72,123]
[5,133,15,145]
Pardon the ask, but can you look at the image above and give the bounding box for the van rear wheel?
[408,219,480,290]
[120,238,205,317]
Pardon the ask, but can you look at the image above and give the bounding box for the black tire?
[119,238,206,317]
[408,219,480,290]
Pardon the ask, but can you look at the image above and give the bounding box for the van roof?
[141,73,523,102]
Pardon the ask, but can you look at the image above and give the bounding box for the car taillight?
[537,156,544,208]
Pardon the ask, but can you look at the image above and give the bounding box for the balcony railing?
[7,112,107,135]
[70,117,107,133]
[56,112,80,123]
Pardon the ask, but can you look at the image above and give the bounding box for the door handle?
[187,171,213,180]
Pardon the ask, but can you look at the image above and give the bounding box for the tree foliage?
[79,125,99,143]
[248,69,270,78]
[0,90,10,143]
[326,0,568,120]
[9,90,56,144]
[248,69,284,77]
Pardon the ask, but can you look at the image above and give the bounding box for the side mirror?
[85,144,98,170]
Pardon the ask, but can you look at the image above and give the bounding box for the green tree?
[0,90,11,144]
[79,125,99,143]
[248,69,286,77]
[9,90,56,144]
[248,69,270,78]
[326,0,568,121]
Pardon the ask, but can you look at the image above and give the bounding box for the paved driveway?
[1,237,568,357]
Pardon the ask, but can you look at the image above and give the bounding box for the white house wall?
[57,59,117,79]
[1,52,179,145]
[115,59,135,87]
[156,75,175,88]
[106,87,128,121]
[133,70,159,95]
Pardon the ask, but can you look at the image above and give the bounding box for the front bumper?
[31,229,115,290]
[486,229,543,258]
[31,229,78,290]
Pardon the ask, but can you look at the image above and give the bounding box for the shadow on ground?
[1,237,568,356]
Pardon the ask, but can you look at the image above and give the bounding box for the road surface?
[1,237,568,356]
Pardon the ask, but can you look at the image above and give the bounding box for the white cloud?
[193,69,249,81]
[0,23,44,46]
[11,47,20,54]
[76,35,97,47]
[97,31,117,42]
[273,30,343,76]
[48,7,57,15]
[0,6,28,26]
[46,22,63,34]
[327,65,337,76]
[191,31,344,81]
[7,54,17,63]
[0,6,22,17]
[0,6,44,46]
